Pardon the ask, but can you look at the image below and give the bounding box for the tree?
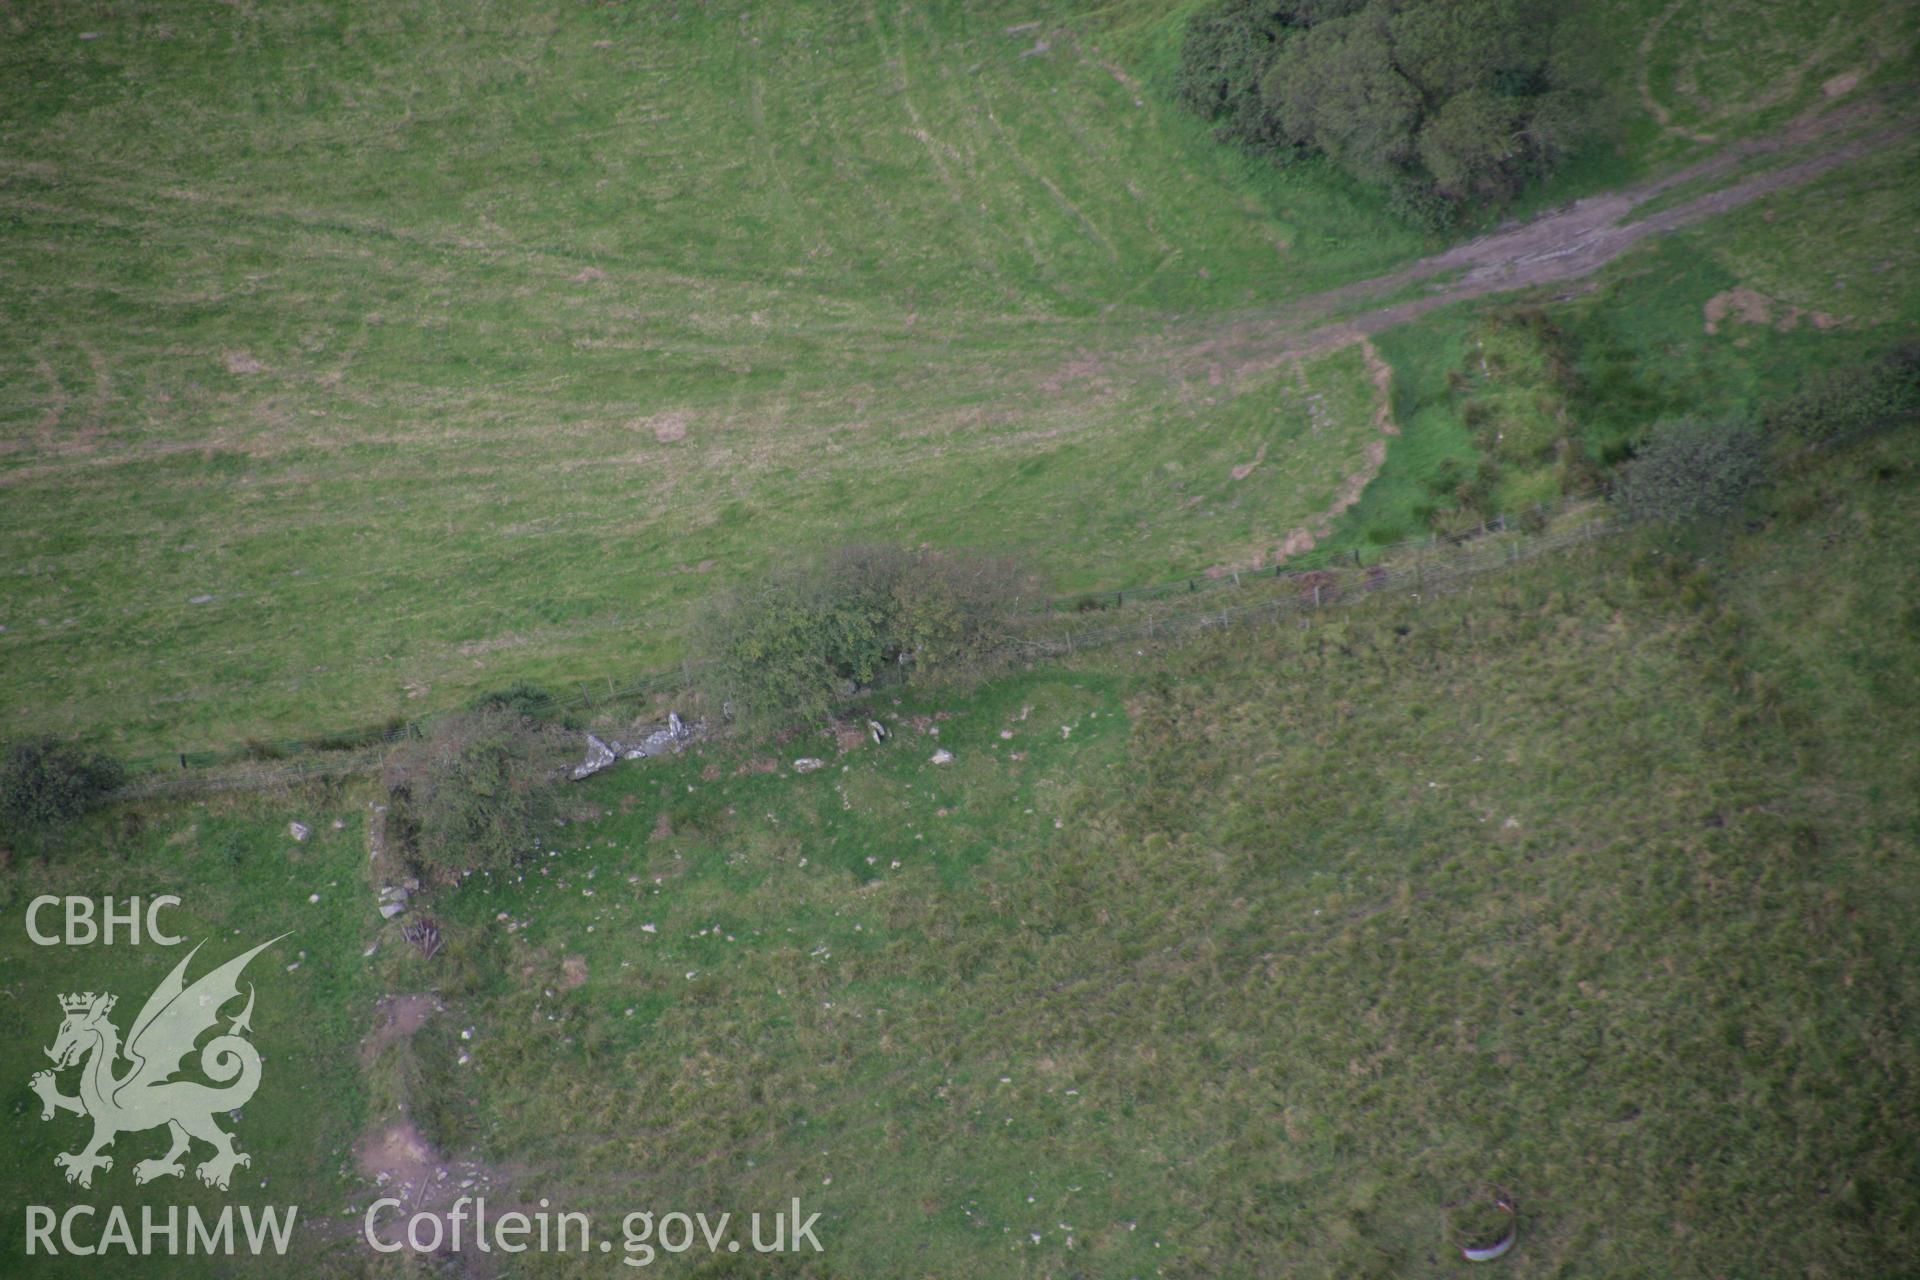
[1174,0,1293,148]
[1264,10,1422,188]
[1614,416,1767,527]
[0,737,124,839]
[382,709,566,883]
[1417,88,1526,203]
[697,546,1037,727]
[1181,0,1596,223]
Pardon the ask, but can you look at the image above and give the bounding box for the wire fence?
[109,497,1617,801]
[1039,492,1595,612]
[1011,512,1609,659]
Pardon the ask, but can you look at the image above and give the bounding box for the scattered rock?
[794,757,826,774]
[930,749,954,765]
[573,715,706,780]
[570,733,617,780]
[189,594,215,605]
[1822,70,1861,98]
[289,822,311,843]
[379,901,406,920]
[868,719,890,744]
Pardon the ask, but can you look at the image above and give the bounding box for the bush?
[697,546,1038,727]
[469,681,557,719]
[381,709,566,883]
[1614,416,1767,527]
[0,737,124,837]
[1761,345,1920,450]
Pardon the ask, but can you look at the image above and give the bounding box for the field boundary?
[110,495,1613,801]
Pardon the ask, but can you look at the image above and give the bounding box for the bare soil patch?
[638,411,690,442]
[359,993,445,1067]
[1704,287,1839,333]
[356,1119,438,1189]
[1038,354,1110,395]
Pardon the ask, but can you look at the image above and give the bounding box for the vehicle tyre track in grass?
[1179,103,1919,378]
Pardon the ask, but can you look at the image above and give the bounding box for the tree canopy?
[1176,0,1595,223]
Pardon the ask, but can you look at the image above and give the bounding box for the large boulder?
[570,734,617,780]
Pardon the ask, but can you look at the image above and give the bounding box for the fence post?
[179,752,187,771]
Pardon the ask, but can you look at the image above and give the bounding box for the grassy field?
[0,0,1426,760]
[4,0,1912,763]
[0,797,378,1275]
[4,2,1918,1275]
[3,415,1914,1276]
[1352,123,1920,548]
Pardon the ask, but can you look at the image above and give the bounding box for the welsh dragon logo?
[30,936,285,1191]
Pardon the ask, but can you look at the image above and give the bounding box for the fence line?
[1010,515,1605,661]
[1040,492,1593,611]
[109,501,1619,801]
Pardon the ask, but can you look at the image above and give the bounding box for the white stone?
[570,733,617,780]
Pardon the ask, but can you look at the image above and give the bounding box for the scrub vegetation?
[1,2,1917,1277]
[3,406,1916,1276]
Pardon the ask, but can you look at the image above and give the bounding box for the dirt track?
[1182,102,1918,376]
[1173,100,1914,569]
